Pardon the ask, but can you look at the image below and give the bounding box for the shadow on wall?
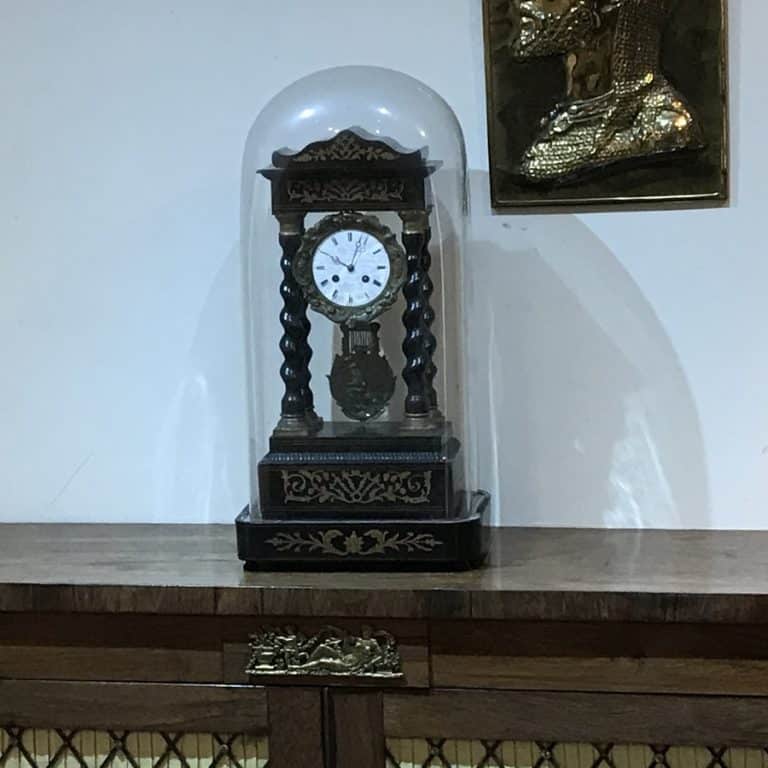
[149,172,712,529]
[467,173,711,528]
[153,244,249,523]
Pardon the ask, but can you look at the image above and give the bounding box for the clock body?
[236,66,489,571]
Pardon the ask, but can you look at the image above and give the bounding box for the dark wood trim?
[431,655,768,696]
[7,585,768,624]
[430,619,768,696]
[0,680,268,732]
[0,584,221,616]
[0,612,261,649]
[0,612,428,689]
[0,645,222,683]
[384,689,768,746]
[256,587,436,619]
[267,688,325,768]
[328,691,385,768]
[430,620,768,659]
[4,525,768,623]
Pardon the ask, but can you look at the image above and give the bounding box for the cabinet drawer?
[0,612,428,688]
[431,620,768,695]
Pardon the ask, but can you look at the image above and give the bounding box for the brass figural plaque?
[483,0,728,208]
[246,625,404,679]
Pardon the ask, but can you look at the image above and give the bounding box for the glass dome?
[236,66,488,570]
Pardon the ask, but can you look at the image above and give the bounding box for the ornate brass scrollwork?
[245,625,404,679]
[293,131,399,162]
[286,178,405,204]
[281,468,432,506]
[266,528,443,557]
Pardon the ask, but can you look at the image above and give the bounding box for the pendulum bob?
[328,323,396,423]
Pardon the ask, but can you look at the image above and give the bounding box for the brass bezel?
[293,212,406,324]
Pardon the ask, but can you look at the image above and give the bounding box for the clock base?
[235,491,490,572]
[258,420,463,521]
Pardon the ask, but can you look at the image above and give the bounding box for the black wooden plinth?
[239,421,489,571]
[258,421,460,522]
[235,490,490,572]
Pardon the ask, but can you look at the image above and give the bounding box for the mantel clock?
[236,67,489,570]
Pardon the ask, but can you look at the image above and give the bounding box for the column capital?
[275,212,306,237]
[399,209,431,235]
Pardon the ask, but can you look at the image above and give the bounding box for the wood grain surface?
[2,524,768,622]
[0,680,268,732]
[267,688,325,768]
[383,689,768,746]
[0,612,427,688]
[0,645,222,682]
[329,691,384,768]
[431,655,768,696]
[430,619,768,695]
[430,620,768,658]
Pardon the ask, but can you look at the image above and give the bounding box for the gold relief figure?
[246,625,403,679]
[303,627,387,673]
[507,0,704,183]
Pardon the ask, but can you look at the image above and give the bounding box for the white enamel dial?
[312,229,391,308]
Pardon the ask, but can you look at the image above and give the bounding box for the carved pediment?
[270,128,425,168]
[260,128,439,211]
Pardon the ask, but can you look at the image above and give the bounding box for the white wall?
[0,1,764,528]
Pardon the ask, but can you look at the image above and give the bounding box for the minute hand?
[352,236,366,267]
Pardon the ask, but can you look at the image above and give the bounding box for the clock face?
[312,229,391,308]
[294,213,406,324]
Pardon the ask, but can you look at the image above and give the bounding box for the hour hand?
[320,250,344,266]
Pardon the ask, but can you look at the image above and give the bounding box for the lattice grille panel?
[0,730,268,768]
[385,742,768,768]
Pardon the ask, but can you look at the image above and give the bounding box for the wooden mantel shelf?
[4,523,768,767]
[0,524,765,623]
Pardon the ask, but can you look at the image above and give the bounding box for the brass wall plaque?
[245,625,404,679]
[483,0,728,208]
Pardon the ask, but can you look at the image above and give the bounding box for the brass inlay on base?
[281,469,432,506]
[266,529,443,557]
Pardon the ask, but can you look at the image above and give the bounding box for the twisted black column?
[421,227,440,414]
[275,212,311,433]
[299,309,319,425]
[400,210,431,426]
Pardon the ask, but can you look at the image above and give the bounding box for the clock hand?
[320,249,345,267]
[351,235,365,267]
[338,238,361,273]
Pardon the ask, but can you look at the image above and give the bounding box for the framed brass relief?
[483,0,729,208]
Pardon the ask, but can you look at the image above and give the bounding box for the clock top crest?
[259,128,440,214]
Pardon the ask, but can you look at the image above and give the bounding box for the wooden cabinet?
[2,525,768,768]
